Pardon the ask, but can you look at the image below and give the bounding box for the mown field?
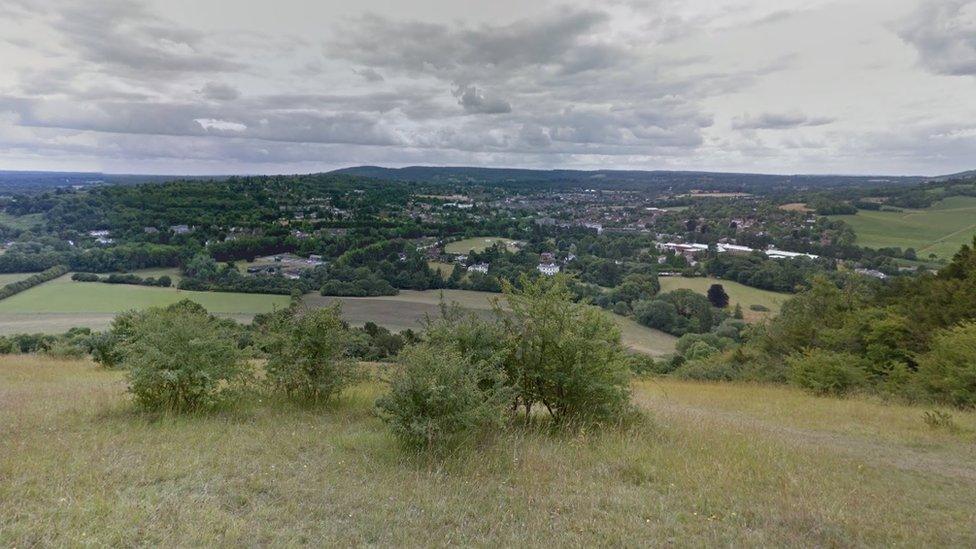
[659,276,789,321]
[0,273,289,334]
[305,289,678,356]
[834,195,976,258]
[2,356,974,546]
[444,236,519,254]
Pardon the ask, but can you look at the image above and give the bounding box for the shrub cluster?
[72,272,172,287]
[376,275,634,448]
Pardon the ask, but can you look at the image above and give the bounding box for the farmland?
[0,274,289,334]
[2,356,974,546]
[658,276,789,321]
[304,289,678,356]
[834,195,976,258]
[444,236,519,254]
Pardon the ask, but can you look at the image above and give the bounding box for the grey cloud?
[329,9,623,81]
[52,0,245,76]
[453,85,512,114]
[0,96,402,147]
[898,0,976,76]
[199,82,241,101]
[732,111,834,130]
[353,68,385,82]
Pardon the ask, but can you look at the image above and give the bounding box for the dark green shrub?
[916,322,976,408]
[71,272,101,282]
[376,343,509,448]
[123,305,247,412]
[788,349,869,396]
[88,332,122,368]
[264,305,358,403]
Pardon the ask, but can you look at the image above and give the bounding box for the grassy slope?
[305,289,678,356]
[2,357,974,546]
[834,195,976,258]
[0,274,289,334]
[444,237,518,254]
[659,276,788,321]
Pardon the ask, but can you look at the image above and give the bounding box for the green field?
[3,356,974,546]
[0,274,289,334]
[444,236,519,254]
[834,196,976,258]
[659,276,789,321]
[0,273,35,286]
[305,289,677,356]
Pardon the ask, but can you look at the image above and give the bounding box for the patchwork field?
[834,195,976,258]
[305,289,677,356]
[659,276,789,321]
[0,274,289,334]
[444,236,519,254]
[2,356,974,546]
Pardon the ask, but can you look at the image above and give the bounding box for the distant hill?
[929,169,976,183]
[332,166,924,192]
[0,171,223,194]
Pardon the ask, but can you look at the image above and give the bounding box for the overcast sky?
[0,0,974,175]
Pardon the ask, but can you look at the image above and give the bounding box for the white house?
[467,262,489,274]
[537,263,560,276]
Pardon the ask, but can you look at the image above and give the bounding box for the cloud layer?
[0,0,973,175]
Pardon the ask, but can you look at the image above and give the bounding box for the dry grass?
[2,356,975,546]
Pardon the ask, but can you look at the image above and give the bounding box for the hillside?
[2,356,974,546]
[331,166,924,191]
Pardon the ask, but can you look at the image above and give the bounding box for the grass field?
[0,273,35,286]
[2,356,974,546]
[427,261,457,280]
[444,236,519,254]
[305,289,678,356]
[834,195,976,258]
[659,276,789,321]
[0,274,289,334]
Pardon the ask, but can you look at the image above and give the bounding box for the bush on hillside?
[376,343,510,448]
[916,322,976,408]
[502,275,632,423]
[788,349,869,396]
[264,305,358,403]
[123,304,247,412]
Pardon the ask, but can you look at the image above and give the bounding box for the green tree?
[707,283,730,308]
[916,322,976,408]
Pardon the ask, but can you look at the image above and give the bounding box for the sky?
[0,0,974,176]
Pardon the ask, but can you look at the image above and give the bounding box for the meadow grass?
[834,195,976,258]
[0,274,288,334]
[443,236,519,254]
[2,356,974,546]
[0,274,289,314]
[658,276,789,321]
